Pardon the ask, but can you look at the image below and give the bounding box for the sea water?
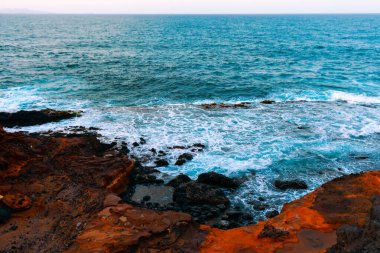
[1,14,380,220]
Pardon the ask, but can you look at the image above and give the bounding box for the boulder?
[175,153,194,166]
[167,174,192,188]
[155,159,169,167]
[197,172,240,189]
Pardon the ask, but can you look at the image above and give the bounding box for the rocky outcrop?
[0,126,134,252]
[200,171,380,253]
[0,109,81,127]
[1,121,380,253]
[67,204,205,253]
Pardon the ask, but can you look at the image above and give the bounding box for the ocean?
[1,14,380,220]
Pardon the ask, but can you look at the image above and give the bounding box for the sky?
[1,0,380,14]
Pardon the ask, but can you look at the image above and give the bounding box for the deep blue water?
[1,15,380,220]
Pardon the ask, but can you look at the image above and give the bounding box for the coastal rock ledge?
[0,126,379,252]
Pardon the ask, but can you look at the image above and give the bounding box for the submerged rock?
[274,179,308,190]
[0,109,80,127]
[197,171,240,189]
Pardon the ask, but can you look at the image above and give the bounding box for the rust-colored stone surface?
[200,171,380,253]
[1,124,380,253]
[0,127,134,252]
[67,204,206,253]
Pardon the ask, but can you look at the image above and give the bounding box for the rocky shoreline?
[0,109,379,252]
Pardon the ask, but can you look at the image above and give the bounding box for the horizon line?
[1,12,380,15]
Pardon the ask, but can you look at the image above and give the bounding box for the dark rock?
[168,146,186,150]
[139,138,146,145]
[258,224,289,239]
[0,109,81,127]
[226,211,243,218]
[166,174,192,188]
[197,172,240,189]
[354,155,369,160]
[158,151,167,156]
[260,100,276,104]
[142,195,151,202]
[192,143,206,148]
[0,207,11,224]
[274,179,308,190]
[265,210,280,219]
[150,148,157,154]
[155,159,169,167]
[132,142,139,147]
[173,182,229,206]
[175,153,194,166]
[120,145,130,154]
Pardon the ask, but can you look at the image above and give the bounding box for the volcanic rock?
[154,159,169,167]
[0,109,80,127]
[197,171,240,189]
[173,181,229,206]
[175,153,194,166]
[167,174,192,188]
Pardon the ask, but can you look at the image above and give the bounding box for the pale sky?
[1,0,380,14]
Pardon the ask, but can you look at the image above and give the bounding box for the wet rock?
[168,145,186,150]
[2,193,32,211]
[67,204,203,252]
[139,137,146,145]
[260,100,276,104]
[155,159,169,167]
[192,143,206,149]
[149,148,156,154]
[173,182,229,206]
[354,155,369,160]
[166,174,192,188]
[132,142,139,147]
[158,150,167,156]
[200,102,251,109]
[274,179,308,190]
[175,153,194,166]
[0,109,81,127]
[197,172,240,189]
[258,224,289,239]
[265,210,280,219]
[0,207,11,224]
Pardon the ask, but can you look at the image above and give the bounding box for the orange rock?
[2,193,32,211]
[67,204,204,253]
[200,171,380,253]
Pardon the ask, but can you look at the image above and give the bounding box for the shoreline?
[0,109,379,252]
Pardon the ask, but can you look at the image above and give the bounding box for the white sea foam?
[330,91,380,104]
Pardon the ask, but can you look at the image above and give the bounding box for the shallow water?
[1,14,380,220]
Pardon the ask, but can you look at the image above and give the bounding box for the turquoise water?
[1,15,380,218]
